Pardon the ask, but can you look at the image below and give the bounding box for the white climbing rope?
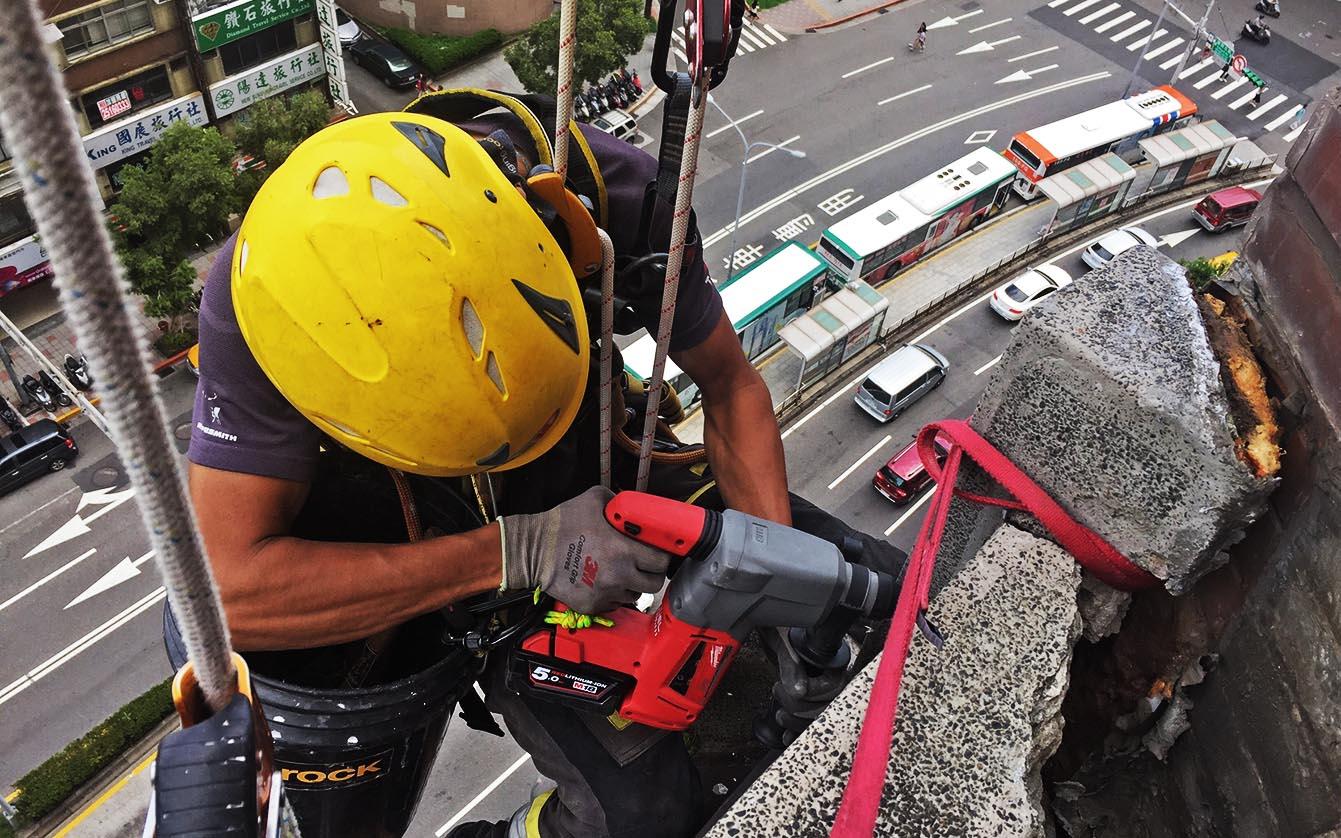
[553,0,579,181]
[635,74,711,493]
[597,228,616,490]
[0,0,237,712]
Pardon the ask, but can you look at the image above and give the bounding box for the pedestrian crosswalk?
[1040,0,1310,142]
[670,19,787,66]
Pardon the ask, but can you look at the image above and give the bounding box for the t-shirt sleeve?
[186,234,322,482]
[580,125,724,353]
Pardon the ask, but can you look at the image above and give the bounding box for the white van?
[854,344,949,422]
[592,109,638,143]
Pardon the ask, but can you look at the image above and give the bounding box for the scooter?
[605,79,627,109]
[1242,17,1271,43]
[573,89,591,122]
[0,398,21,432]
[64,353,93,391]
[626,68,643,94]
[1254,0,1280,17]
[583,86,603,118]
[38,369,73,407]
[619,72,639,102]
[22,374,53,411]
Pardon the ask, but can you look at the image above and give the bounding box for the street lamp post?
[710,95,806,284]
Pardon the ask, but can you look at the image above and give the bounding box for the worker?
[173,93,902,837]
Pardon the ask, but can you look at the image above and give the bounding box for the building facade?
[342,0,551,37]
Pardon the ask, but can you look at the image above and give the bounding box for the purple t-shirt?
[188,119,722,483]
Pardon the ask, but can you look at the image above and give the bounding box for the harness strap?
[830,418,1157,837]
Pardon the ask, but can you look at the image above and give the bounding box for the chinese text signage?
[97,90,132,121]
[193,0,314,51]
[84,93,210,171]
[314,0,353,111]
[209,43,326,117]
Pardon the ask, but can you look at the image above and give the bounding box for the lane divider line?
[885,487,937,536]
[828,435,891,490]
[974,354,1004,376]
[878,83,933,106]
[0,548,97,614]
[435,753,532,836]
[842,56,896,79]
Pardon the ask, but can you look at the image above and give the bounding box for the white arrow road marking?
[828,436,891,490]
[24,487,136,559]
[0,549,97,614]
[878,83,933,106]
[958,35,1022,55]
[997,64,1058,83]
[65,551,154,610]
[0,587,166,707]
[1158,228,1200,249]
[1009,46,1060,62]
[926,9,984,29]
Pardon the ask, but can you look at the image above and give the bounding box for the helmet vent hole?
[313,166,350,198]
[486,351,506,396]
[461,298,484,359]
[370,176,408,207]
[238,239,249,273]
[420,223,451,250]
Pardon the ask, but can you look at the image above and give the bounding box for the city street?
[1,0,1336,831]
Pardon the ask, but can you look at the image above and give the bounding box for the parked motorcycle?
[604,79,626,110]
[38,369,73,407]
[22,375,53,411]
[1254,0,1280,17]
[573,89,591,122]
[622,67,643,95]
[64,353,93,391]
[0,399,21,432]
[615,72,638,103]
[1242,17,1271,43]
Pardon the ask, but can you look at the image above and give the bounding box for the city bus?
[814,147,1016,286]
[1003,85,1197,200]
[622,241,826,405]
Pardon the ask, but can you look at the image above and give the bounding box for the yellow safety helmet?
[231,112,590,476]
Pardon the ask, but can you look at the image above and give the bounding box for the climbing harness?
[829,419,1158,837]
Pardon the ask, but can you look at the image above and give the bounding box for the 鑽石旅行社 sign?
[192,0,315,51]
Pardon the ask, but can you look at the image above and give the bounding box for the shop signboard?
[192,0,315,52]
[96,90,132,121]
[0,235,53,298]
[83,93,210,171]
[314,0,352,112]
[209,43,325,117]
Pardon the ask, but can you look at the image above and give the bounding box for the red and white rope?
[597,228,616,490]
[553,0,578,181]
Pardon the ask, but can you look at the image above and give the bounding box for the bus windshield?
[1008,140,1042,172]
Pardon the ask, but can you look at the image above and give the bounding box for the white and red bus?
[1003,85,1197,199]
[815,147,1016,286]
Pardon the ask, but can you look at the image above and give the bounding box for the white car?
[591,109,638,143]
[989,264,1072,321]
[1081,226,1158,270]
[336,8,363,46]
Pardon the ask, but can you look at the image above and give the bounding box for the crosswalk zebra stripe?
[1282,121,1306,142]
[1228,87,1260,108]
[763,23,787,41]
[1263,108,1297,131]
[736,38,755,52]
[1127,28,1166,51]
[673,47,688,65]
[1110,20,1150,42]
[1048,0,1071,8]
[740,26,769,49]
[1178,56,1214,79]
[1093,11,1135,33]
[746,22,776,46]
[1142,38,1183,60]
[1211,76,1250,99]
[1192,70,1223,90]
[1158,52,1186,69]
[1065,0,1104,16]
[1076,1,1116,22]
[1246,94,1287,120]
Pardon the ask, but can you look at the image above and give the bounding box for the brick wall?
[344,0,551,36]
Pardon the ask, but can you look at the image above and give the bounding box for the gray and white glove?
[499,486,671,615]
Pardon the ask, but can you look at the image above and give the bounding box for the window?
[876,210,899,225]
[217,23,298,75]
[80,65,174,130]
[59,0,154,60]
[1008,139,1042,172]
[818,238,854,271]
[0,193,35,249]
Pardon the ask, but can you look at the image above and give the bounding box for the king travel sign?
[193,0,315,52]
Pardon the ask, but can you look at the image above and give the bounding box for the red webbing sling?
[830,418,1158,837]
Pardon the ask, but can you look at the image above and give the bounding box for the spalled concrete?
[937,246,1274,597]
[705,524,1082,837]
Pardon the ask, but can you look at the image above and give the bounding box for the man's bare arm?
[674,312,792,524]
[189,463,502,651]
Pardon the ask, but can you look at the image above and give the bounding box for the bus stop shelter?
[1039,153,1136,236]
[778,279,886,397]
[1138,119,1236,195]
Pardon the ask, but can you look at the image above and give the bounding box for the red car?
[873,434,950,504]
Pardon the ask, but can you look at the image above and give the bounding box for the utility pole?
[1169,0,1217,83]
[0,338,30,408]
[1124,0,1170,97]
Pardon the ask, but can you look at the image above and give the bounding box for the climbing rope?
[0,0,236,712]
[635,74,710,492]
[553,0,578,181]
[597,228,616,490]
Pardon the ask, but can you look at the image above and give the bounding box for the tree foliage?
[232,90,332,202]
[1179,256,1231,292]
[109,121,238,335]
[505,0,648,95]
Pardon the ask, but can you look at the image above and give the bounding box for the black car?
[348,40,419,88]
[1,419,78,495]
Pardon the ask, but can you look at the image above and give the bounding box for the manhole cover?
[92,466,123,488]
[174,421,192,441]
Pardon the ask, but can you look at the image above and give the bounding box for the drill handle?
[604,491,722,559]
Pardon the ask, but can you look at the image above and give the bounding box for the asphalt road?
[1,0,1332,830]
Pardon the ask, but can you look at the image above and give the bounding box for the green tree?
[505,0,648,95]
[1179,256,1230,292]
[232,90,332,203]
[109,121,238,349]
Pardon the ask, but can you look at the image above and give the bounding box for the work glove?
[499,486,671,615]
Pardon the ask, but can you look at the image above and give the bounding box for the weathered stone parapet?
[705,524,1081,837]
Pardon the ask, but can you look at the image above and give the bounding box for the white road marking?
[1065,0,1104,16]
[1227,87,1259,109]
[1158,228,1200,248]
[1247,94,1288,121]
[958,35,1022,55]
[1212,76,1251,99]
[1127,27,1166,50]
[1093,11,1135,33]
[1264,108,1296,131]
[739,27,766,50]
[997,65,1057,83]
[1283,121,1306,142]
[747,21,776,46]
[0,485,78,537]
[0,587,166,707]
[764,23,787,41]
[843,56,896,79]
[885,488,937,536]
[926,10,985,29]
[746,135,801,163]
[1048,0,1072,8]
[911,291,996,344]
[1009,46,1060,62]
[828,436,892,490]
[434,753,532,836]
[736,37,756,53]
[878,83,933,105]
[1193,71,1224,90]
[1142,37,1183,60]
[1109,20,1150,42]
[1178,56,1214,79]
[703,71,1113,248]
[0,548,97,614]
[674,47,688,65]
[25,486,136,559]
[706,108,763,138]
[1159,52,1187,70]
[974,354,1004,376]
[65,551,154,610]
[1078,2,1119,23]
[969,17,1013,33]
